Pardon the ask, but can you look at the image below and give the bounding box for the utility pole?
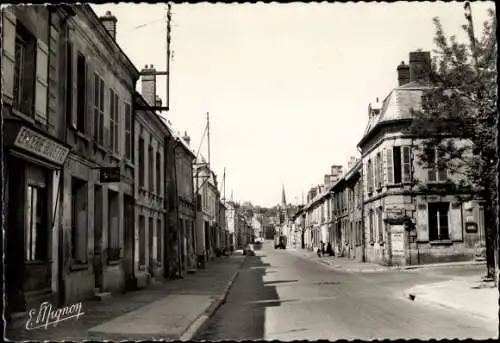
[207,112,211,170]
[136,2,172,112]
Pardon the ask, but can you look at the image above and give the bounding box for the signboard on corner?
[100,166,121,183]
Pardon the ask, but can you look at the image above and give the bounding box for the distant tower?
[281,184,287,207]
[278,184,289,225]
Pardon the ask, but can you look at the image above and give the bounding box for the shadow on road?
[193,254,281,340]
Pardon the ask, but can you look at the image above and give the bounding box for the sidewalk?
[6,254,246,341]
[404,275,498,323]
[286,248,391,273]
[287,247,485,273]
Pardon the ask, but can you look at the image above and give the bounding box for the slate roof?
[359,81,432,148]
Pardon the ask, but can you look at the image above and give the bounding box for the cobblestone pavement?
[194,241,498,341]
[6,255,245,341]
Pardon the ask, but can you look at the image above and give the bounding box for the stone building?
[132,91,169,288]
[60,7,139,301]
[193,161,219,263]
[357,50,485,266]
[3,5,72,316]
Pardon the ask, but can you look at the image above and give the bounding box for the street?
[195,241,497,341]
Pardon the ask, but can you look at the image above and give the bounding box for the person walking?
[320,241,325,256]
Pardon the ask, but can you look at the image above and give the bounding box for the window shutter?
[428,148,437,182]
[386,147,393,184]
[86,64,93,135]
[416,203,429,242]
[449,202,463,241]
[2,9,16,102]
[402,146,411,182]
[35,39,49,124]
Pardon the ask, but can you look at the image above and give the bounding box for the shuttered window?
[427,147,447,182]
[2,9,17,102]
[386,146,411,185]
[367,160,373,194]
[109,89,119,153]
[428,202,450,241]
[76,53,87,132]
[124,103,132,160]
[34,39,49,124]
[93,74,105,146]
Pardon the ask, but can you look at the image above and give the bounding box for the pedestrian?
[327,242,334,256]
[321,241,325,256]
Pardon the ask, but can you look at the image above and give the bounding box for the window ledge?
[430,240,453,246]
[125,160,134,168]
[12,108,35,123]
[96,144,107,154]
[70,263,89,271]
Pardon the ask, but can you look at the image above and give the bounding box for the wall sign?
[14,126,69,165]
[391,225,405,256]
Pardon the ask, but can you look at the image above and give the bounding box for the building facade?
[3,5,72,315]
[357,51,485,266]
[133,92,169,288]
[60,7,139,301]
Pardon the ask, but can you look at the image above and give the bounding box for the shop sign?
[14,126,69,165]
[100,166,121,183]
[386,207,405,220]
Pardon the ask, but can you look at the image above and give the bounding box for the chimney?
[347,156,358,170]
[324,174,331,187]
[397,61,410,86]
[99,11,117,40]
[155,95,162,108]
[331,165,342,177]
[182,131,191,146]
[140,64,156,107]
[409,51,431,83]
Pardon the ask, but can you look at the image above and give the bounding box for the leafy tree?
[408,3,497,281]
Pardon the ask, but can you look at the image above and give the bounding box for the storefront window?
[26,185,48,261]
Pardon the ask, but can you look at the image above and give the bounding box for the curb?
[179,256,247,341]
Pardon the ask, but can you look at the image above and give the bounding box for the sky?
[92,2,493,208]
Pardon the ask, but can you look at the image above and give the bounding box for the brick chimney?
[347,156,359,170]
[182,131,191,146]
[409,51,431,83]
[99,11,117,40]
[397,61,410,86]
[140,64,156,107]
[324,174,331,187]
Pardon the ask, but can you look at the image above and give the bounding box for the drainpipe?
[357,146,366,263]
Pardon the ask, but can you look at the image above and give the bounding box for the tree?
[408,3,497,281]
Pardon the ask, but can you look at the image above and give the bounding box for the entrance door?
[94,185,103,290]
[123,195,134,287]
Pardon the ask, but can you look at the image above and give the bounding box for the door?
[123,195,134,286]
[94,185,103,290]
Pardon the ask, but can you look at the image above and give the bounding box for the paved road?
[194,241,497,341]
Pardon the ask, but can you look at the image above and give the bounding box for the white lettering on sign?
[14,127,69,165]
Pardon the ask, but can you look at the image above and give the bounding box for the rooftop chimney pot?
[99,10,117,40]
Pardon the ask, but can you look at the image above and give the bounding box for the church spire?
[281,184,287,207]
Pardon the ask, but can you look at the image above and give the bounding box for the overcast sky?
[92,2,493,208]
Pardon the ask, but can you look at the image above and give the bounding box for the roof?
[158,115,196,158]
[358,81,432,148]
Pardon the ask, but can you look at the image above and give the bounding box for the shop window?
[139,215,145,269]
[428,202,450,241]
[71,178,88,264]
[108,190,120,261]
[26,185,48,261]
